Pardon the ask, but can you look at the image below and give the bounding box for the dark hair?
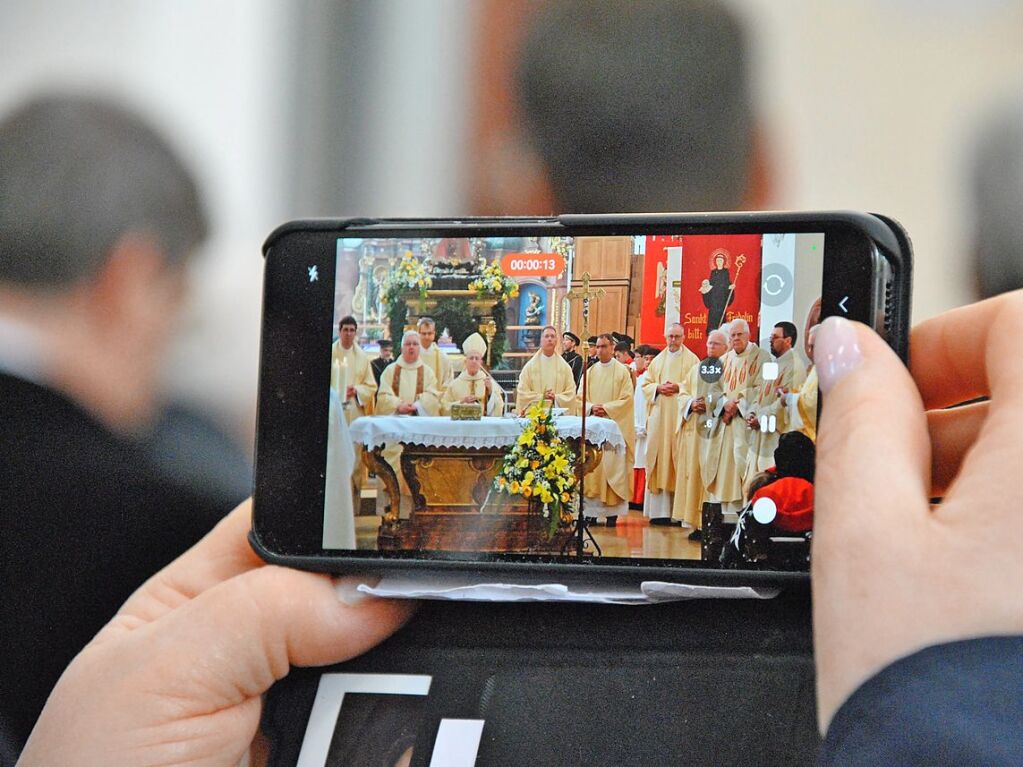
[774,432,815,483]
[0,94,207,288]
[339,315,358,330]
[515,0,753,213]
[377,339,393,349]
[614,341,631,354]
[774,321,798,345]
[587,335,598,344]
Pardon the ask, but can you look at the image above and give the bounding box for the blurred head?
[540,325,558,355]
[640,346,657,372]
[378,339,394,360]
[417,318,436,348]
[562,332,579,352]
[729,319,750,353]
[771,321,797,357]
[613,342,632,363]
[971,92,1023,299]
[515,0,764,213]
[338,316,358,348]
[706,329,728,359]
[0,94,208,431]
[595,333,615,363]
[714,254,726,269]
[401,331,421,364]
[464,350,484,376]
[665,323,684,352]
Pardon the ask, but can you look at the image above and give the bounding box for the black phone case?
[251,210,912,589]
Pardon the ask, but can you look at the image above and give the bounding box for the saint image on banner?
[700,248,735,334]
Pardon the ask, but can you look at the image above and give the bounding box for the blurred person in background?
[0,94,237,752]
[511,0,770,214]
[971,92,1023,300]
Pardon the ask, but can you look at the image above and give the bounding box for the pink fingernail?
[814,316,862,394]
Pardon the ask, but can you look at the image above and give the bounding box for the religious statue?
[523,291,544,348]
[699,248,737,334]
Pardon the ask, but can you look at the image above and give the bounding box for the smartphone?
[250,212,911,584]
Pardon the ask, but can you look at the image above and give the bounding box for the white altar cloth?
[349,415,625,453]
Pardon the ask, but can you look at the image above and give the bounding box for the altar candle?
[339,355,349,401]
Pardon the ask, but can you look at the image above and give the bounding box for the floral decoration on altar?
[494,401,577,536]
[469,258,519,301]
[379,250,432,306]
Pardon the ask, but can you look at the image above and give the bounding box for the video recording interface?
[324,233,824,570]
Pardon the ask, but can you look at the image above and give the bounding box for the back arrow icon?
[838,296,849,313]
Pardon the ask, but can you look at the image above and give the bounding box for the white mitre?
[462,332,487,357]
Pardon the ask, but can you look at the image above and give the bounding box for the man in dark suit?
[560,331,584,385]
[0,95,232,753]
[371,338,394,385]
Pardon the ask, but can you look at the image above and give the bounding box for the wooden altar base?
[366,442,596,554]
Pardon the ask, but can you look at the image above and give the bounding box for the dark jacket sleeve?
[819,635,1023,766]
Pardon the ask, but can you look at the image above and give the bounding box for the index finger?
[117,499,263,622]
[908,291,1023,409]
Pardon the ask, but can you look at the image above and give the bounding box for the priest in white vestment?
[783,324,818,442]
[323,388,356,549]
[417,316,453,393]
[330,316,377,509]
[515,325,577,414]
[375,331,441,515]
[576,334,635,524]
[640,323,699,523]
[441,332,505,416]
[743,321,806,485]
[631,346,655,507]
[708,319,770,513]
[672,329,729,532]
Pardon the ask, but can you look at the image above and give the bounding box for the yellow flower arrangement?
[494,399,577,536]
[469,258,519,302]
[380,250,433,305]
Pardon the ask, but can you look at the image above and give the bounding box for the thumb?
[813,316,932,532]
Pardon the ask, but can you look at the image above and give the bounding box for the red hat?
[750,477,814,533]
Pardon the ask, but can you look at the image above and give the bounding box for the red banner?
[679,234,762,356]
[638,235,684,346]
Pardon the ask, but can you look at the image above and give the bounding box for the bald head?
[665,323,684,352]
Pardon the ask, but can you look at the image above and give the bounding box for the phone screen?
[322,232,825,570]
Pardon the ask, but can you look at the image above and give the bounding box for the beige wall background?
[741,0,1023,320]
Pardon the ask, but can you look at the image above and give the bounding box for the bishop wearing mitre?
[330,316,377,505]
[376,330,441,511]
[743,321,806,485]
[710,319,770,513]
[576,334,635,525]
[641,323,699,523]
[672,329,729,532]
[441,333,505,416]
[515,325,577,414]
[417,316,453,392]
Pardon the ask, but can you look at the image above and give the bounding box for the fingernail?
[814,316,863,394]
[335,575,381,606]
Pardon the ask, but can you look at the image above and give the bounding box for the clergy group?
[330,313,819,539]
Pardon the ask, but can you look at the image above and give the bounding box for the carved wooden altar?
[364,440,601,553]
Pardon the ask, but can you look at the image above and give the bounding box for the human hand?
[812,298,1022,734]
[723,400,739,418]
[345,385,357,401]
[746,413,760,430]
[543,388,555,401]
[19,501,416,767]
[397,403,417,415]
[591,404,608,417]
[692,399,707,414]
[460,395,478,404]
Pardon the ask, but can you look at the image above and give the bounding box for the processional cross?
[565,272,606,557]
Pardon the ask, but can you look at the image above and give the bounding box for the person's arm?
[353,354,378,414]
[17,501,415,766]
[812,293,1023,762]
[375,365,400,415]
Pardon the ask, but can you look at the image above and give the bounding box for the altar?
[349,415,625,553]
